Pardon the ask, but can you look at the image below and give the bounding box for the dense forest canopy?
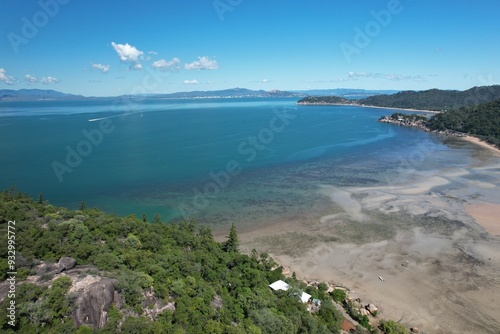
[297,85,500,111]
[0,189,352,334]
[426,99,500,147]
[296,96,353,105]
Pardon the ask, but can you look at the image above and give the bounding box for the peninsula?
[377,98,500,149]
[297,85,500,111]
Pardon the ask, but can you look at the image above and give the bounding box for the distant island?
[297,85,500,111]
[0,88,305,101]
[0,89,86,101]
[0,88,400,102]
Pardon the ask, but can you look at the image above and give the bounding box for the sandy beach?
[361,104,441,114]
[298,102,440,114]
[226,155,500,334]
[461,135,500,157]
[466,203,500,236]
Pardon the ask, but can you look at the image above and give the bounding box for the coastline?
[228,149,500,334]
[466,203,500,236]
[359,104,440,114]
[297,101,440,114]
[377,115,500,155]
[460,135,500,156]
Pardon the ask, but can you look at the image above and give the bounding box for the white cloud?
[348,71,371,78]
[152,58,180,71]
[185,56,218,70]
[129,63,143,71]
[148,51,158,55]
[111,42,144,62]
[184,79,199,85]
[347,71,426,82]
[0,68,15,85]
[92,63,110,73]
[41,76,59,84]
[25,75,39,84]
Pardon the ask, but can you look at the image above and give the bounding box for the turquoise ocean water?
[0,98,482,229]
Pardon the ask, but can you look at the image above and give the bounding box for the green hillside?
[0,189,346,334]
[297,85,500,111]
[360,86,500,111]
[296,96,352,105]
[427,99,500,147]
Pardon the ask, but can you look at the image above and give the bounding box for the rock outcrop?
[57,257,77,273]
[366,303,378,316]
[32,257,77,276]
[71,276,118,328]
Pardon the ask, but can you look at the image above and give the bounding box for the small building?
[300,292,311,304]
[269,280,290,291]
[311,298,321,306]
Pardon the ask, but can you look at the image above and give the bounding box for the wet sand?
[466,203,500,236]
[226,158,500,334]
[461,136,500,157]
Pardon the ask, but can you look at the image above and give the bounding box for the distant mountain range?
[134,88,305,99]
[0,87,400,101]
[292,88,399,99]
[298,85,500,111]
[0,89,85,101]
[0,88,305,101]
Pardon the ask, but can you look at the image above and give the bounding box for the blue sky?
[1,0,499,96]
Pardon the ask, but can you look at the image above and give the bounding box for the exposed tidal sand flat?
[234,160,500,334]
[466,203,500,236]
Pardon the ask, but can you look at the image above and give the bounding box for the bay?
[0,98,479,228]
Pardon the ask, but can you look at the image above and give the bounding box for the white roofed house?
[269,280,311,304]
[269,280,290,291]
[300,292,311,304]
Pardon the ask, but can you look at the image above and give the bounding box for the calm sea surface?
[0,98,484,228]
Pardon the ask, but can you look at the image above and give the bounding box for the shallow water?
[0,98,488,228]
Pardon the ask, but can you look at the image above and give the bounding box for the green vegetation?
[360,86,500,111]
[387,113,427,122]
[381,99,500,148]
[379,320,409,334]
[297,85,500,111]
[427,99,500,147]
[0,188,344,333]
[297,96,352,104]
[330,289,346,303]
[345,301,372,331]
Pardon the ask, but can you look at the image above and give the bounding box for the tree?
[121,316,155,334]
[331,289,347,303]
[153,213,161,224]
[79,201,86,210]
[380,320,409,334]
[250,248,258,261]
[222,223,239,253]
